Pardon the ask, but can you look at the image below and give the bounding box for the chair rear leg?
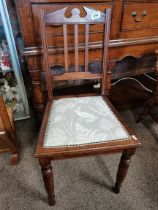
[39,157,55,206]
[11,151,19,165]
[114,148,136,194]
[10,142,20,165]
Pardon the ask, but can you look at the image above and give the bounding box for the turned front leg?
[39,158,55,206]
[114,149,136,194]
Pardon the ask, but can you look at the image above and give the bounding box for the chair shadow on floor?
[79,156,115,192]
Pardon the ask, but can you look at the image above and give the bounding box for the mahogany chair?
[35,7,141,206]
[0,96,19,165]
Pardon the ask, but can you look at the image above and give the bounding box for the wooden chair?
[35,7,141,206]
[0,96,19,165]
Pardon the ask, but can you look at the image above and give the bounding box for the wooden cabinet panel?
[15,0,158,119]
[30,0,113,2]
[122,2,158,31]
[119,2,158,38]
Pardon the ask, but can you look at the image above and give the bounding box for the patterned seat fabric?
[44,96,131,148]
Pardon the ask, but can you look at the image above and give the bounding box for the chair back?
[39,7,112,100]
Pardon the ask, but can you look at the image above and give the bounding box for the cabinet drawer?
[121,2,158,31]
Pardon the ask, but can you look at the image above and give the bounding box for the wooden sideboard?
[14,0,158,119]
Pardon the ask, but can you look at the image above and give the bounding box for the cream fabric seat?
[44,96,131,148]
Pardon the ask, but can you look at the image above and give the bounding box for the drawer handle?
[131,11,147,22]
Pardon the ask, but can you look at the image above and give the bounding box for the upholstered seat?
[44,96,131,148]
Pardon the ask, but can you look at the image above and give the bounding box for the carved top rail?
[44,7,106,24]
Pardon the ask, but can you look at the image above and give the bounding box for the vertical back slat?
[74,24,79,72]
[63,24,69,72]
[101,9,111,96]
[85,24,89,72]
